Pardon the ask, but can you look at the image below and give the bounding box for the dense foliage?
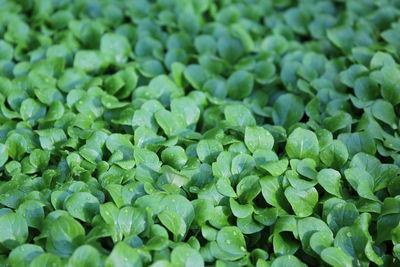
[0,0,400,266]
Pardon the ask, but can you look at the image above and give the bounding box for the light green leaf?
[196,139,223,163]
[286,128,319,161]
[0,213,28,250]
[105,242,142,267]
[344,168,377,201]
[171,245,204,267]
[271,255,307,267]
[317,169,342,197]
[46,216,85,257]
[68,245,100,267]
[216,226,247,257]
[65,192,100,222]
[321,247,353,267]
[273,94,304,128]
[9,244,44,266]
[371,99,397,129]
[158,210,187,241]
[227,70,254,100]
[320,140,348,169]
[284,186,318,217]
[224,104,256,128]
[100,33,131,64]
[244,126,274,152]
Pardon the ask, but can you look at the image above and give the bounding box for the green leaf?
[244,126,274,152]
[353,77,379,100]
[231,153,256,177]
[227,70,254,100]
[284,186,318,217]
[30,253,61,267]
[218,36,244,63]
[327,202,359,234]
[65,192,100,222]
[158,210,187,241]
[364,242,383,265]
[68,245,101,267]
[0,213,28,250]
[196,139,223,163]
[260,158,289,177]
[271,255,307,267]
[296,158,317,180]
[171,245,204,267]
[224,104,256,128]
[216,177,237,198]
[236,175,261,203]
[5,134,28,160]
[100,33,131,64]
[9,244,43,266]
[297,217,332,253]
[254,207,278,226]
[161,146,188,169]
[377,214,400,243]
[36,129,67,151]
[323,111,353,133]
[317,169,342,197]
[105,242,142,267]
[286,128,319,161]
[155,109,186,137]
[46,216,85,257]
[106,134,135,161]
[184,64,209,90]
[229,198,253,218]
[0,40,13,60]
[394,244,400,260]
[162,194,194,226]
[334,226,369,263]
[286,169,316,190]
[29,149,50,171]
[284,8,309,35]
[216,226,247,257]
[339,65,368,88]
[118,206,147,237]
[237,215,264,234]
[327,25,354,52]
[73,50,107,74]
[320,140,349,169]
[321,247,353,267]
[344,168,377,201]
[16,200,45,229]
[371,99,397,129]
[309,232,333,254]
[193,199,213,227]
[272,94,304,128]
[371,65,400,105]
[171,97,201,126]
[20,98,46,125]
[338,132,376,157]
[161,165,189,188]
[134,147,160,170]
[260,176,289,212]
[212,151,233,179]
[0,144,8,167]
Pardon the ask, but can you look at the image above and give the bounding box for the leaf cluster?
[0,0,399,266]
